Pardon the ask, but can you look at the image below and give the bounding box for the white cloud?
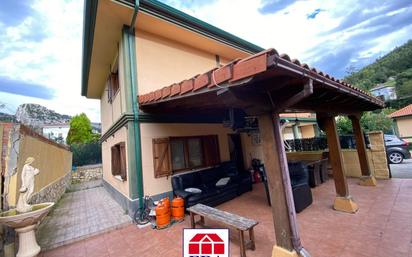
[0,0,100,122]
[1,0,411,123]
[162,0,412,76]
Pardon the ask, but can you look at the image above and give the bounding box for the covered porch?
[138,49,385,255]
[41,178,412,257]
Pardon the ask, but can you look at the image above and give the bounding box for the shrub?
[71,142,102,167]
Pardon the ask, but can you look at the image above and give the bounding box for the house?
[41,123,70,144]
[82,0,384,256]
[369,83,397,102]
[389,104,412,143]
[279,113,318,140]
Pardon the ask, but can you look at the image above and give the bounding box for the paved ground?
[37,183,131,250]
[41,178,412,257]
[69,179,102,192]
[390,158,412,178]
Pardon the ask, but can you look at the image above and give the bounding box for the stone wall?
[30,172,71,204]
[368,131,390,179]
[72,164,103,183]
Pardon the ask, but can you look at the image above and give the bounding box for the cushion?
[216,177,230,187]
[185,187,202,194]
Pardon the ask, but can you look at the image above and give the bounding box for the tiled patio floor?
[37,185,131,250]
[41,178,412,257]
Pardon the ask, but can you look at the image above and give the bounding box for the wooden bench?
[187,203,258,257]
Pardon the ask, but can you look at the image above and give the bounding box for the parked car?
[384,134,411,164]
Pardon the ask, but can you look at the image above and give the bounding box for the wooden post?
[258,113,303,256]
[349,114,377,186]
[322,115,359,213]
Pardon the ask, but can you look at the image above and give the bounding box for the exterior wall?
[242,131,389,178]
[7,126,72,207]
[100,82,125,134]
[100,40,127,135]
[241,133,263,169]
[300,125,316,138]
[370,86,397,101]
[395,116,412,141]
[283,127,294,140]
[135,30,226,95]
[286,150,373,178]
[101,127,130,198]
[140,123,232,196]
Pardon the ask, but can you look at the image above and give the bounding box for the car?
[384,134,411,164]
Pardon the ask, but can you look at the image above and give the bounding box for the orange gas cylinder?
[171,197,185,221]
[161,197,170,210]
[155,204,170,228]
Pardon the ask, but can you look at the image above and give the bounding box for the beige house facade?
[389,104,412,143]
[82,0,265,214]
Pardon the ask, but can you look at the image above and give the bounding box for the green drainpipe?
[124,0,143,209]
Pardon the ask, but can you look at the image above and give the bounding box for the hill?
[15,103,72,128]
[345,40,412,99]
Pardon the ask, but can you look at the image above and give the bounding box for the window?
[107,72,119,103]
[152,135,220,178]
[111,142,127,180]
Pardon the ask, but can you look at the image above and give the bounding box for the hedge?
[71,142,102,167]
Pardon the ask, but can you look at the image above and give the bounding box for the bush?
[71,142,102,167]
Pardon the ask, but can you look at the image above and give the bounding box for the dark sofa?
[258,160,313,213]
[288,161,313,213]
[171,161,252,208]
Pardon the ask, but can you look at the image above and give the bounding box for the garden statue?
[0,156,54,257]
[16,157,40,213]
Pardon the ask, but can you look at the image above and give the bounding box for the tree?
[67,113,97,145]
[336,108,395,135]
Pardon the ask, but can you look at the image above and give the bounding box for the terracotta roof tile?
[389,104,412,118]
[137,48,384,108]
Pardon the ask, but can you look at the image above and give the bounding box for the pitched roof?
[138,49,384,114]
[189,233,223,242]
[389,104,412,118]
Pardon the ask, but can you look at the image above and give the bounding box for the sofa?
[288,161,313,213]
[171,161,252,208]
[258,160,313,213]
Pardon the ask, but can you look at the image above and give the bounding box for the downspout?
[128,0,144,209]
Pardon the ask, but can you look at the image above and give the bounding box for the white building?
[41,124,70,144]
[370,84,397,102]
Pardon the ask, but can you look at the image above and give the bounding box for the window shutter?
[119,142,127,180]
[153,138,172,178]
[107,77,113,103]
[111,145,120,176]
[203,135,220,166]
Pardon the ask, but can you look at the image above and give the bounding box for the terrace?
[41,178,412,257]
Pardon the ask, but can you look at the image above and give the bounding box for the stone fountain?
[0,157,54,257]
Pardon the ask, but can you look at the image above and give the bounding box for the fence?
[285,135,370,152]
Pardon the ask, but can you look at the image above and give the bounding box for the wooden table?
[187,204,259,257]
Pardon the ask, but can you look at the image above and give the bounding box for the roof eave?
[118,0,264,54]
[81,0,98,97]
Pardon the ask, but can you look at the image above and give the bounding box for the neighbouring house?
[82,0,385,255]
[279,113,318,140]
[41,123,70,144]
[0,123,72,210]
[389,104,412,143]
[369,83,397,102]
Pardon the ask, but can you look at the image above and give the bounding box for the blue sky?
[0,0,411,122]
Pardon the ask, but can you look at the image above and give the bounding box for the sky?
[0,0,411,122]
